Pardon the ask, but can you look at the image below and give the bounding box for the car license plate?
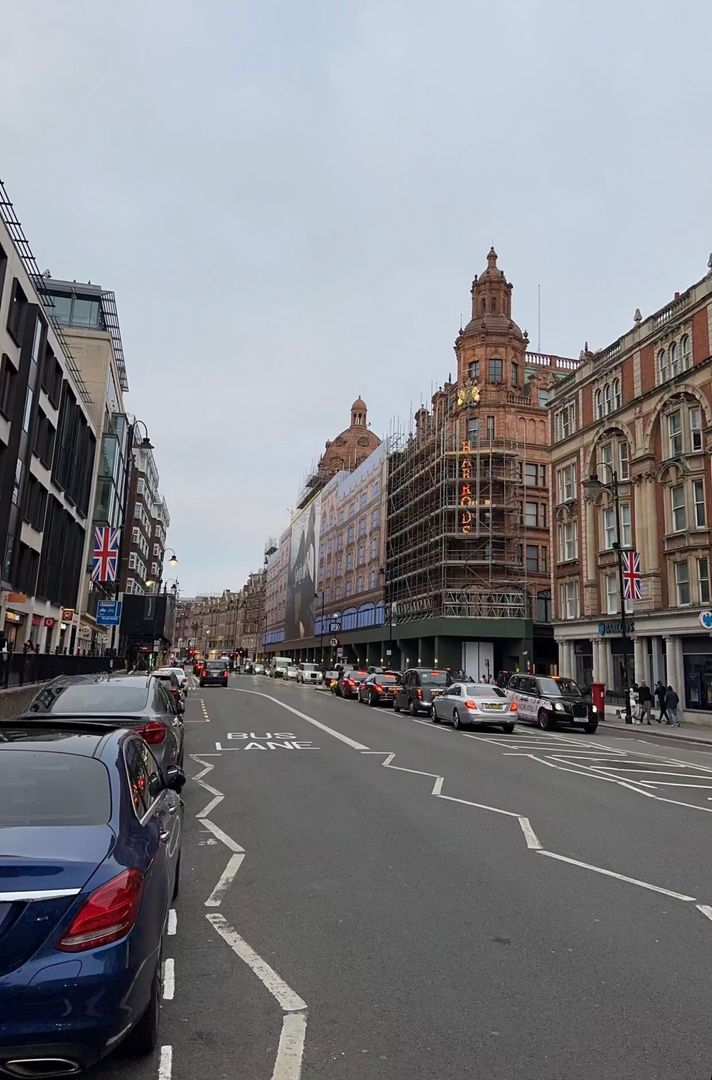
[483,703,503,710]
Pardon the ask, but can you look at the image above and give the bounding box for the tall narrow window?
[602,507,616,549]
[620,503,632,547]
[604,383,612,415]
[693,479,706,527]
[670,341,678,376]
[698,558,711,604]
[667,411,682,457]
[690,406,703,452]
[594,389,603,420]
[600,442,613,471]
[613,378,621,410]
[670,484,686,532]
[604,573,618,615]
[468,359,479,382]
[619,440,630,480]
[674,560,690,606]
[658,349,668,382]
[486,415,495,441]
[488,358,503,383]
[467,417,479,442]
[511,362,519,387]
[681,334,691,370]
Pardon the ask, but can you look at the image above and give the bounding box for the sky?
[1,0,711,595]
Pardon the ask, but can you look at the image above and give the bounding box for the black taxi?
[506,674,598,734]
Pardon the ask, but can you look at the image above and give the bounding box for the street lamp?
[582,464,632,725]
[165,547,178,568]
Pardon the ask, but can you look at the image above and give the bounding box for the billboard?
[285,494,321,641]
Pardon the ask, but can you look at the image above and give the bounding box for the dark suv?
[393,669,453,716]
[506,674,598,733]
[200,660,229,688]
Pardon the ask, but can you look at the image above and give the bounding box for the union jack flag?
[621,549,641,601]
[92,526,120,583]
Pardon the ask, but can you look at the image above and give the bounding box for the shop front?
[683,635,712,712]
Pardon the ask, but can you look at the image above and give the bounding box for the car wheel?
[368,692,377,707]
[172,852,181,901]
[584,722,598,735]
[538,709,555,731]
[408,700,418,717]
[502,722,515,734]
[431,707,441,724]
[453,708,468,730]
[126,947,162,1056]
[393,703,400,713]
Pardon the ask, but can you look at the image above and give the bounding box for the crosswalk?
[462,729,712,809]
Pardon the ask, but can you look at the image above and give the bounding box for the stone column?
[633,637,646,686]
[664,635,685,716]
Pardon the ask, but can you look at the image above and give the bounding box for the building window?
[667,411,682,457]
[658,348,668,383]
[674,560,690,606]
[604,573,618,615]
[539,388,550,407]
[467,417,479,442]
[525,501,537,528]
[671,484,686,532]
[486,416,495,441]
[560,580,579,619]
[370,536,378,559]
[357,545,365,566]
[360,492,367,509]
[555,402,576,441]
[488,358,503,383]
[619,440,630,480]
[670,341,678,376]
[346,553,353,571]
[698,558,711,604]
[371,507,380,527]
[601,507,615,549]
[131,527,140,544]
[594,389,603,420]
[370,570,377,590]
[346,580,353,597]
[526,544,539,573]
[619,503,631,547]
[128,552,138,570]
[599,442,612,471]
[693,479,706,527]
[681,334,691,369]
[511,362,519,387]
[347,525,354,544]
[0,354,17,419]
[357,575,363,592]
[525,463,537,487]
[338,509,344,525]
[690,406,703,452]
[336,534,344,551]
[612,378,621,411]
[468,360,479,382]
[136,478,145,495]
[557,463,576,503]
[558,520,578,562]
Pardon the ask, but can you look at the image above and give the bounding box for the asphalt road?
[89,675,712,1080]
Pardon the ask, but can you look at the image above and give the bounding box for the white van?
[269,657,292,679]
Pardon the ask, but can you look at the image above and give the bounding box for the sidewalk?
[601,707,712,747]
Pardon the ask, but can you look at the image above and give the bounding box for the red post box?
[591,682,606,713]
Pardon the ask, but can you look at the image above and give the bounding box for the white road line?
[272,1012,308,1080]
[696,904,712,921]
[538,851,697,902]
[205,853,245,908]
[158,1045,172,1080]
[167,909,177,936]
[638,781,712,789]
[190,754,216,782]
[196,794,224,819]
[230,688,369,750]
[163,958,175,1000]
[518,817,542,850]
[207,913,307,1013]
[436,794,520,817]
[201,817,246,853]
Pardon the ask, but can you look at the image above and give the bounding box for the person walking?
[655,680,669,724]
[665,685,680,727]
[637,681,654,724]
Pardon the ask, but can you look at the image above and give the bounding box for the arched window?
[670,341,678,376]
[604,383,612,415]
[613,378,621,410]
[468,359,479,382]
[681,334,691,369]
[594,389,603,420]
[658,348,668,383]
[490,297,497,313]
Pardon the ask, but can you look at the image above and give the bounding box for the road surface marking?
[163,958,175,1000]
[537,851,697,902]
[207,913,307,1012]
[231,688,369,750]
[158,1046,172,1080]
[205,853,245,908]
[196,794,224,818]
[438,793,521,816]
[201,816,245,853]
[272,1013,308,1080]
[695,904,712,921]
[518,817,542,849]
[167,909,177,936]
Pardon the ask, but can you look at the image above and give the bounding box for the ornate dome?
[319,397,380,478]
[460,247,524,343]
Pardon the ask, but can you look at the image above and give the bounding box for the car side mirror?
[165,765,186,793]
[176,699,185,714]
[149,773,165,799]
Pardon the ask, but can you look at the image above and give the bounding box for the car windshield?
[464,685,507,698]
[206,661,226,670]
[28,683,149,713]
[420,671,451,685]
[374,675,400,685]
[0,751,111,826]
[539,677,583,698]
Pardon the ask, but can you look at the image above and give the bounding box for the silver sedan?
[431,682,517,732]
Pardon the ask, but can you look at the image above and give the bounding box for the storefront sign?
[62,608,75,622]
[598,621,634,636]
[4,611,22,624]
[6,593,27,604]
[698,611,712,629]
[460,444,475,534]
[44,617,56,628]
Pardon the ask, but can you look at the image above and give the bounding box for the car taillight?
[346,679,355,687]
[374,684,383,693]
[58,869,144,952]
[136,720,167,745]
[464,699,479,710]
[509,701,518,711]
[416,689,423,700]
[223,670,228,678]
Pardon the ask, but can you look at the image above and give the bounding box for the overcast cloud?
[1,0,710,595]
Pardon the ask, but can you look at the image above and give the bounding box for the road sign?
[96,600,122,626]
[328,621,341,634]
[699,611,712,629]
[329,636,339,647]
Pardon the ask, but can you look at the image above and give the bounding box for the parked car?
[297,662,323,685]
[358,671,402,707]
[432,681,517,731]
[165,666,189,695]
[285,665,299,680]
[200,660,229,688]
[506,673,598,733]
[152,668,184,709]
[21,674,185,772]
[0,723,185,1073]
[253,662,266,675]
[269,657,292,678]
[335,670,370,699]
[393,668,453,716]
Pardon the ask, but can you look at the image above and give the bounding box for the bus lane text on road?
[215,732,320,750]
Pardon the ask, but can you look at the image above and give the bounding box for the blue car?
[0,723,185,1076]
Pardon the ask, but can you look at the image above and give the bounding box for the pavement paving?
[88,674,712,1079]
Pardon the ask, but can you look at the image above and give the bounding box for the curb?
[602,722,712,748]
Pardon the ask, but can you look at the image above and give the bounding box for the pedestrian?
[665,685,680,727]
[637,681,654,724]
[655,680,669,724]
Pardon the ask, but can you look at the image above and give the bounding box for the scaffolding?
[386,384,540,623]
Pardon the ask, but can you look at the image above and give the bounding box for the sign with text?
[216,732,319,750]
[96,600,122,626]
